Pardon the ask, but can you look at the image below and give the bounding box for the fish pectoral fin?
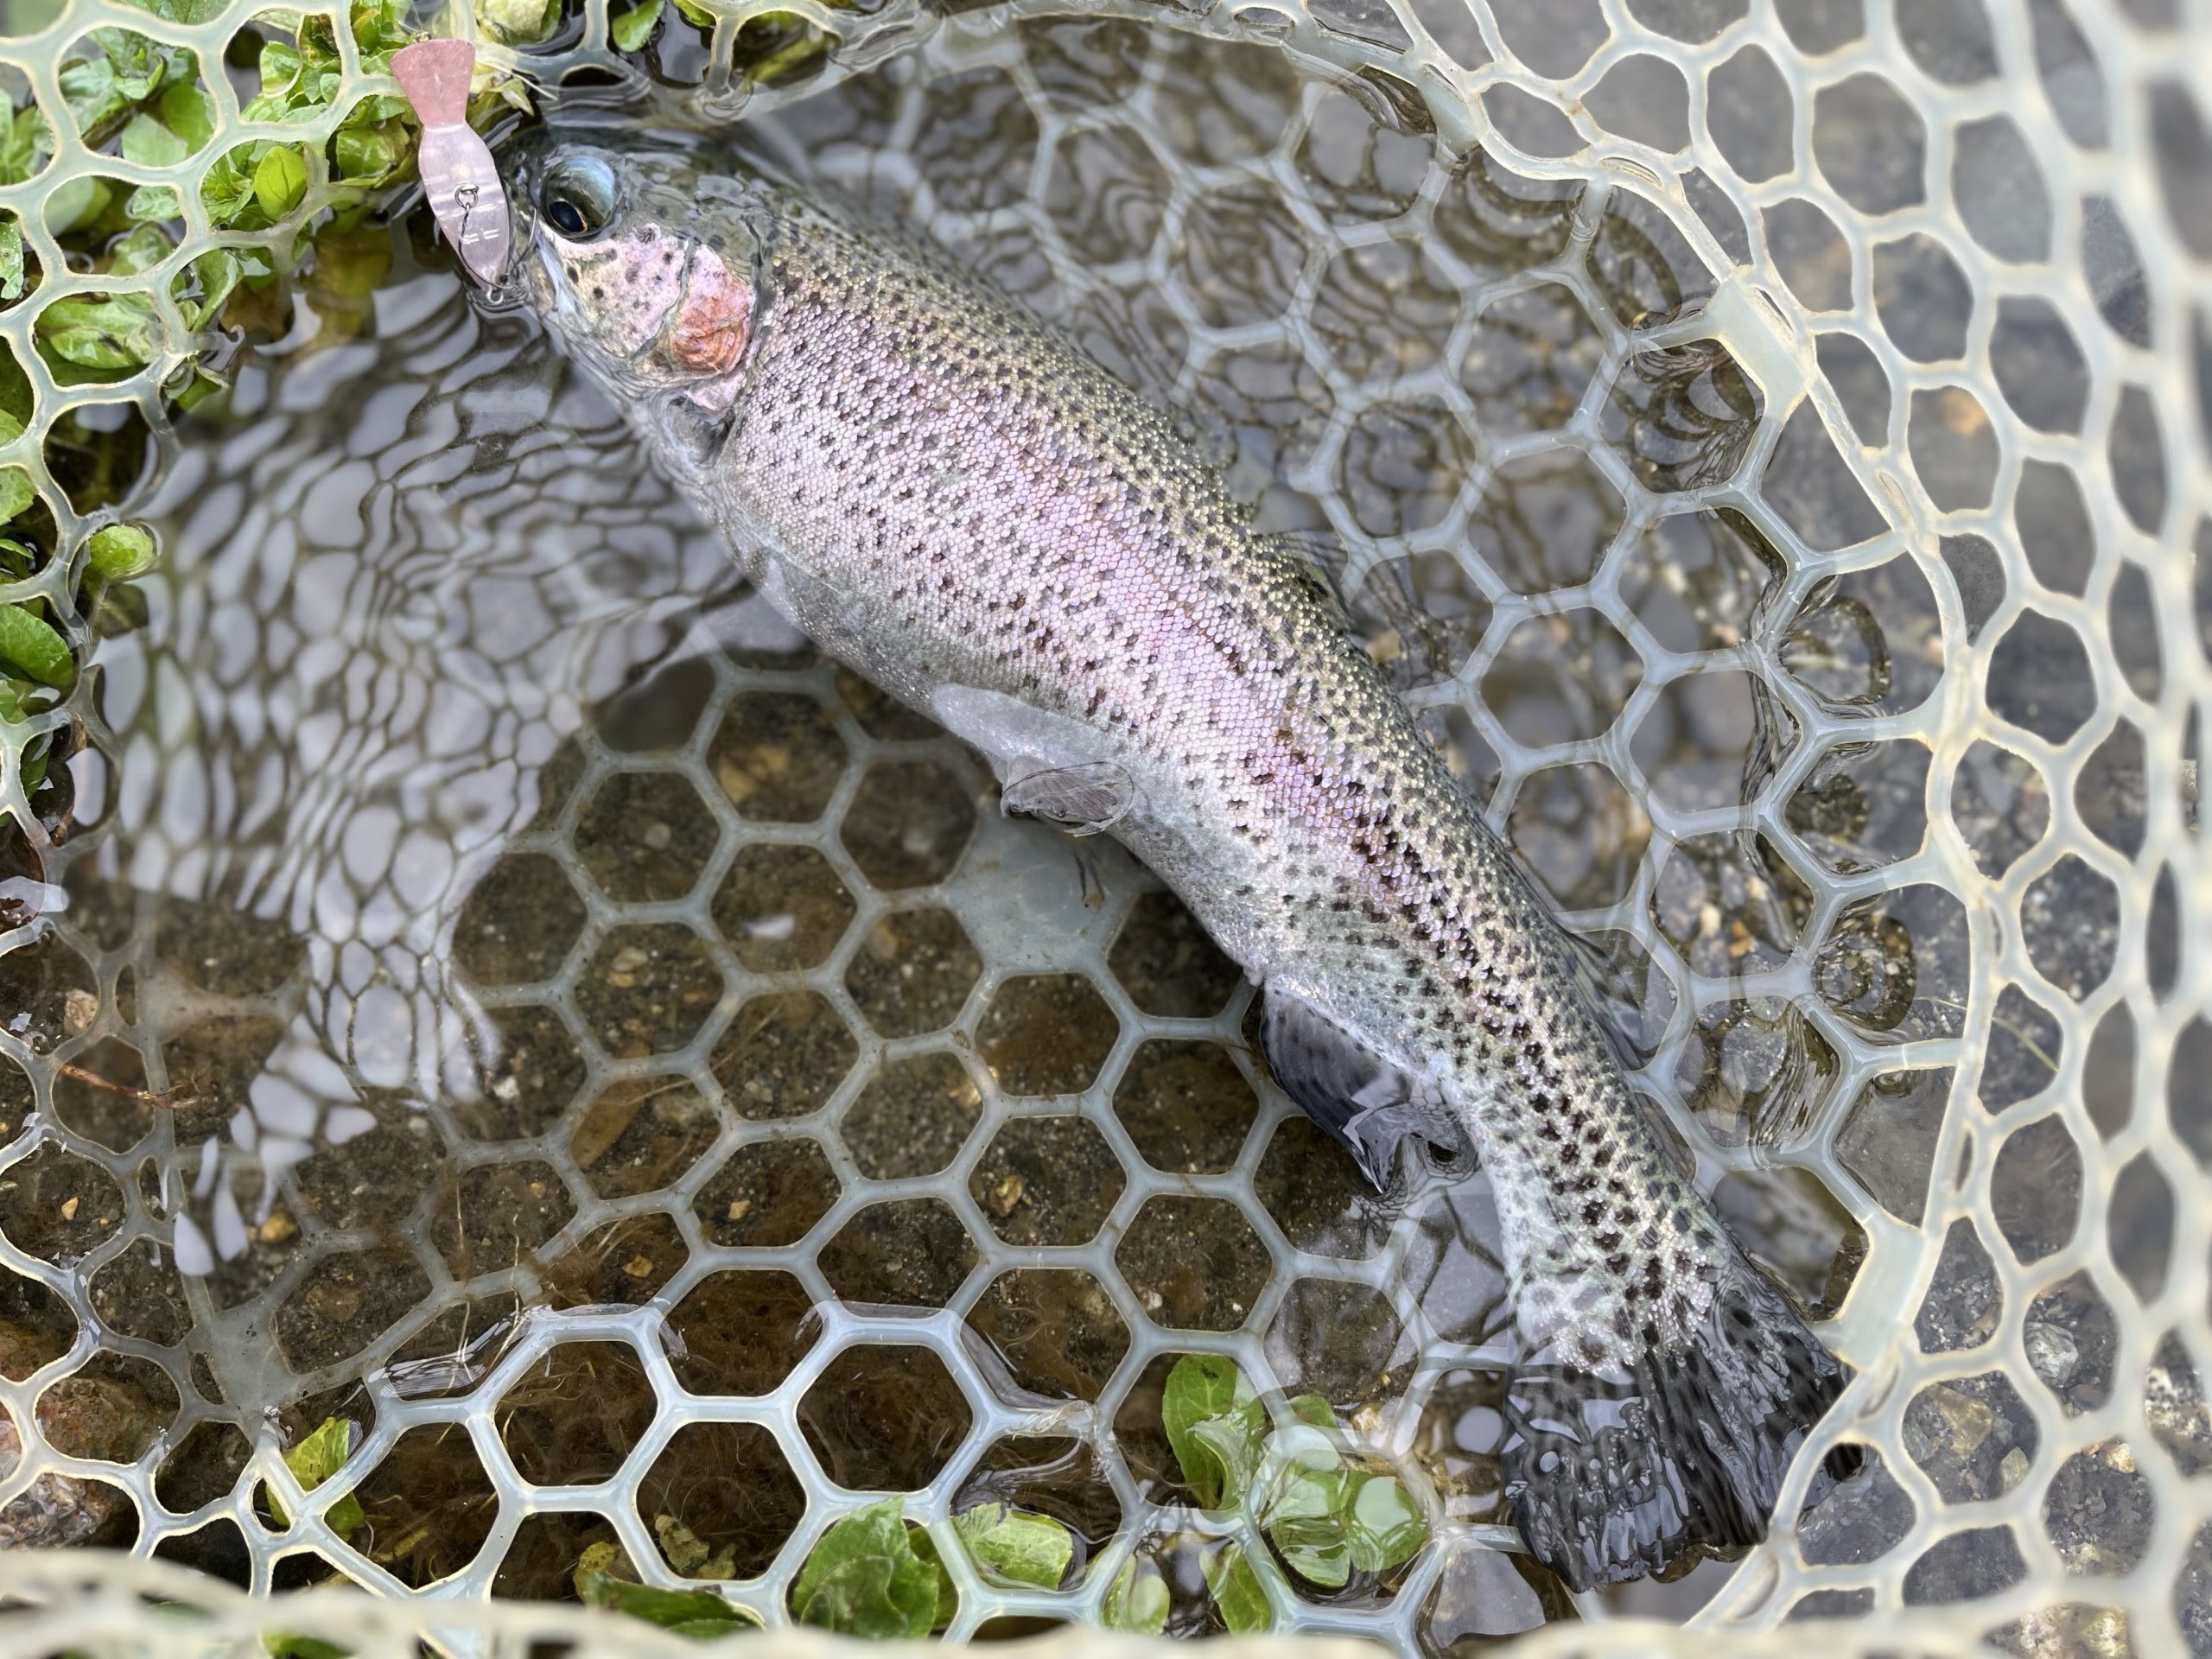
[656,389,734,467]
[1001,760,1136,836]
[1259,988,1469,1191]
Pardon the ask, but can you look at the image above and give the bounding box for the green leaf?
[0,675,51,789]
[1161,1354,1264,1510]
[270,1416,364,1535]
[671,0,716,27]
[2,101,54,186]
[43,175,114,238]
[652,1512,735,1580]
[93,26,178,100]
[340,94,412,125]
[1200,1540,1272,1635]
[1258,1428,1346,1524]
[59,57,121,136]
[60,29,190,144]
[107,224,172,276]
[257,40,303,104]
[789,1497,940,1639]
[175,247,242,331]
[307,218,390,306]
[124,0,232,27]
[199,148,258,226]
[1285,1394,1337,1431]
[263,1637,349,1659]
[124,184,181,222]
[0,219,18,304]
[252,144,308,221]
[476,0,560,44]
[0,470,34,527]
[350,0,414,60]
[953,1503,1073,1592]
[1342,1471,1426,1574]
[158,79,214,150]
[0,605,73,690]
[165,360,227,411]
[86,524,156,582]
[1268,1511,1351,1588]
[36,292,161,371]
[0,351,29,434]
[1257,1425,1353,1587]
[610,0,663,49]
[119,110,186,168]
[1100,1556,1169,1636]
[331,119,408,185]
[906,1523,957,1633]
[578,1567,760,1638]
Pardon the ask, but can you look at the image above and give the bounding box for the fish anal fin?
[1259,987,1467,1190]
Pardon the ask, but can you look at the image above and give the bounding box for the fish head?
[509,132,765,414]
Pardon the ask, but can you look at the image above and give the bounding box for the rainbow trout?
[506,132,1851,1589]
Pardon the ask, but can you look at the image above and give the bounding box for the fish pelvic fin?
[1001,760,1136,836]
[1258,986,1471,1188]
[1501,1262,1856,1592]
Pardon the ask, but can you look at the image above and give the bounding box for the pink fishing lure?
[392,39,510,286]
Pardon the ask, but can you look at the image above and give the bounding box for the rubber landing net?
[0,0,2204,1652]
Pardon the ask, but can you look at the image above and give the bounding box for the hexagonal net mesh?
[0,0,2205,1651]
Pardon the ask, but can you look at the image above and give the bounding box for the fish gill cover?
[0,0,2202,1654]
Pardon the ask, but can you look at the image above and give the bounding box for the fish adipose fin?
[1502,1261,1857,1592]
[1259,987,1471,1188]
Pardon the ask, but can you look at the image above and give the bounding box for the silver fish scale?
[704,181,1711,1363]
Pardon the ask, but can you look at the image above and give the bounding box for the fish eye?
[539,156,617,241]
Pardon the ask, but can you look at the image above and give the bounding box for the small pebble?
[2026,1320,2081,1389]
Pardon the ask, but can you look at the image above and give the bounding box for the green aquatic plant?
[1158,1351,1429,1615]
[775,1493,1085,1637]
[1101,1555,1171,1635]
[261,1414,365,1535]
[574,1540,764,1638]
[0,0,866,799]
[790,1497,949,1638]
[952,1502,1075,1592]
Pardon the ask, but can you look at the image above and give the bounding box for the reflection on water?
[0,9,1943,1630]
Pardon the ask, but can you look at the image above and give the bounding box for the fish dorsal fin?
[1255,530,1353,619]
[1259,987,1471,1190]
[1001,760,1136,836]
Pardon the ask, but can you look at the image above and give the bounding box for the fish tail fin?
[1502,1262,1855,1592]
